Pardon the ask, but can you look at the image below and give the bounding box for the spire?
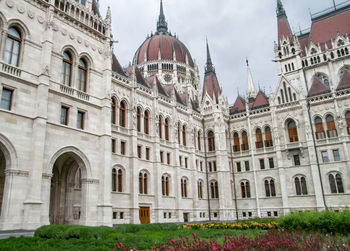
[246,59,257,102]
[157,0,168,33]
[276,0,292,44]
[277,0,286,18]
[205,39,215,74]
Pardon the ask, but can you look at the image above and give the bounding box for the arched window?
[233,132,240,152]
[182,125,187,146]
[315,117,325,139]
[117,169,123,192]
[346,111,350,135]
[197,131,202,151]
[112,168,123,192]
[77,59,88,92]
[112,168,117,192]
[255,128,263,148]
[294,176,308,195]
[181,178,188,198]
[4,27,22,66]
[287,120,298,142]
[198,180,203,199]
[241,131,249,151]
[165,118,169,140]
[161,175,169,196]
[265,127,273,147]
[139,172,148,194]
[240,181,251,198]
[329,173,344,194]
[210,181,219,199]
[62,51,73,86]
[144,110,150,134]
[111,98,117,124]
[326,115,337,138]
[208,131,215,151]
[119,101,126,127]
[159,116,163,139]
[137,107,142,132]
[264,179,276,197]
[177,123,181,144]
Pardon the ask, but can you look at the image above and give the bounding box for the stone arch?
[7,18,31,39]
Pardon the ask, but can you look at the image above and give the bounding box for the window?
[77,111,85,130]
[329,173,344,194]
[295,176,308,195]
[139,172,148,194]
[236,162,241,172]
[77,59,87,91]
[293,155,300,166]
[137,107,141,132]
[164,212,167,219]
[333,149,340,161]
[287,120,298,142]
[200,161,203,172]
[198,180,203,199]
[144,110,150,134]
[210,181,219,199]
[268,158,274,169]
[112,139,116,153]
[120,141,126,155]
[62,51,73,86]
[345,111,350,135]
[326,115,337,138]
[314,117,325,139]
[112,168,123,192]
[240,180,251,198]
[321,151,329,163]
[120,212,124,219]
[159,116,163,138]
[233,132,240,152]
[146,147,150,160]
[4,27,22,66]
[255,128,263,148]
[179,156,182,167]
[197,131,202,151]
[167,153,170,165]
[113,212,117,219]
[0,88,13,110]
[137,145,142,158]
[265,127,273,147]
[264,179,276,197]
[209,162,212,172]
[162,175,169,196]
[165,118,169,140]
[245,161,250,171]
[60,106,69,125]
[274,211,278,217]
[181,178,188,198]
[259,159,265,170]
[119,101,126,127]
[208,131,215,151]
[185,157,188,168]
[111,98,117,124]
[168,212,171,218]
[160,151,164,163]
[213,161,217,172]
[241,131,248,151]
[182,125,187,146]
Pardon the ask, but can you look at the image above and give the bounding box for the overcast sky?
[99,0,337,104]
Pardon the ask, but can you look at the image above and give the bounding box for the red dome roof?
[134,32,194,67]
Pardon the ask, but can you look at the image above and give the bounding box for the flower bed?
[183,221,278,230]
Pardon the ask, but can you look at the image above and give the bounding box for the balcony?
[255,141,263,149]
[0,62,22,77]
[58,84,90,101]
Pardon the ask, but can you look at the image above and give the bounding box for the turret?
[246,60,257,103]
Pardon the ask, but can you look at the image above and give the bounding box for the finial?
[205,38,215,74]
[246,58,249,66]
[157,0,168,33]
[277,0,286,18]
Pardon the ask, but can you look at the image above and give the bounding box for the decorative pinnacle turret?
[157,0,168,33]
[246,59,257,102]
[277,0,286,18]
[205,39,215,74]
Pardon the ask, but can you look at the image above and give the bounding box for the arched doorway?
[0,149,5,216]
[49,152,86,225]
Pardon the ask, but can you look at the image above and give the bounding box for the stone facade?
[0,0,349,230]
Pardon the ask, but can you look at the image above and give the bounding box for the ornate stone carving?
[28,10,35,19]
[6,0,14,8]
[17,5,25,14]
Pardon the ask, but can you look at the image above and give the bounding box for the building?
[0,0,349,230]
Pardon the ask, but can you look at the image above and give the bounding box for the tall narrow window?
[137,107,141,132]
[333,149,340,161]
[144,110,150,134]
[77,59,87,91]
[208,131,215,151]
[315,117,325,139]
[197,131,202,151]
[255,128,263,148]
[287,120,298,142]
[295,176,308,195]
[177,123,181,144]
[241,181,250,198]
[0,88,13,110]
[159,116,163,138]
[4,27,22,66]
[259,159,265,169]
[198,180,203,199]
[326,115,337,138]
[233,132,240,152]
[210,181,219,199]
[265,127,273,147]
[181,178,188,198]
[162,176,165,196]
[329,173,344,194]
[111,98,117,124]
[119,101,126,127]
[321,151,329,163]
[139,173,143,194]
[265,179,276,197]
[182,125,187,146]
[112,168,117,192]
[77,111,85,129]
[60,106,69,125]
[241,131,248,150]
[62,51,73,86]
[165,118,169,141]
[117,169,123,192]
[345,111,350,135]
[165,176,169,196]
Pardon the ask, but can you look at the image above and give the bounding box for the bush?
[63,226,95,240]
[115,223,178,233]
[34,225,71,239]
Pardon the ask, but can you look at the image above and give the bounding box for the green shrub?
[63,226,95,240]
[34,225,71,239]
[115,223,178,233]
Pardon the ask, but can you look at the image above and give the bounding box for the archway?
[0,149,5,216]
[49,152,86,225]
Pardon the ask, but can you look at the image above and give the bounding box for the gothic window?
[159,116,163,139]
[181,178,188,198]
[4,27,22,66]
[197,131,202,151]
[137,107,142,132]
[241,131,249,151]
[329,173,344,194]
[314,116,325,139]
[139,171,148,194]
[62,51,73,86]
[326,115,337,138]
[182,125,187,146]
[264,179,276,197]
[198,180,203,199]
[255,128,263,148]
[112,168,123,192]
[233,132,240,152]
[119,101,126,127]
[265,126,273,147]
[177,123,181,144]
[346,111,350,135]
[77,59,88,92]
[165,118,170,140]
[294,176,308,195]
[210,180,219,199]
[161,175,170,196]
[111,98,117,124]
[208,131,215,151]
[144,110,150,134]
[287,120,298,142]
[240,180,251,198]
[337,39,345,46]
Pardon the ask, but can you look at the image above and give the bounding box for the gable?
[308,77,331,97]
[273,77,299,105]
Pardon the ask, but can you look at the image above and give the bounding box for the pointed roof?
[308,77,331,97]
[230,96,246,114]
[246,60,257,100]
[205,39,215,74]
[276,0,286,17]
[174,88,187,106]
[277,0,292,44]
[251,91,269,110]
[135,67,151,88]
[156,77,169,97]
[112,53,126,77]
[337,69,350,91]
[157,0,168,33]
